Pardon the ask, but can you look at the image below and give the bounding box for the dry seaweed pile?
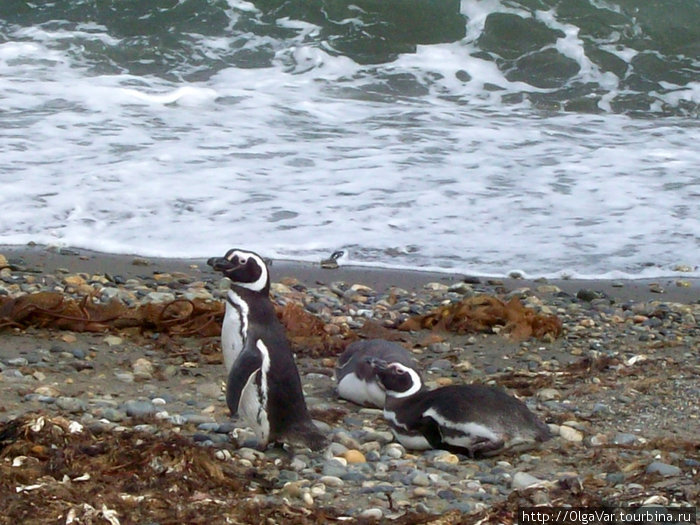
[0,291,562,360]
[275,302,355,357]
[2,414,695,525]
[0,414,342,524]
[0,292,224,337]
[399,295,563,341]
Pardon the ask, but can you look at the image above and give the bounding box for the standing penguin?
[367,358,551,457]
[208,248,326,450]
[336,339,419,408]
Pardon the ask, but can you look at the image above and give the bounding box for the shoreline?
[2,243,698,304]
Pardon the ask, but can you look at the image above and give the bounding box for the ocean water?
[1,0,698,279]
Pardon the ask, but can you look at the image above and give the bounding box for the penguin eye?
[393,366,406,375]
[238,257,247,265]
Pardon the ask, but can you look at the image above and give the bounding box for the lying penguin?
[208,248,327,450]
[336,339,419,408]
[367,358,551,457]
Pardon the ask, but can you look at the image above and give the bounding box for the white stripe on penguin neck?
[387,363,423,398]
[229,251,269,292]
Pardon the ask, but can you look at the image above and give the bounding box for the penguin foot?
[284,427,328,451]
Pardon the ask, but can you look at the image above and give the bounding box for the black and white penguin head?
[207,248,270,293]
[366,358,423,398]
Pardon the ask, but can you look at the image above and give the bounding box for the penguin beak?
[207,257,234,272]
[365,357,389,371]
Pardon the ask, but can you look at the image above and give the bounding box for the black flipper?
[417,416,445,449]
[226,346,263,416]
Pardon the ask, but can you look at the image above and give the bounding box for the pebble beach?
[0,245,698,524]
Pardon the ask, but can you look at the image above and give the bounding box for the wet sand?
[3,243,698,303]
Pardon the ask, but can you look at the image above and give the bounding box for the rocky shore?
[1,245,698,524]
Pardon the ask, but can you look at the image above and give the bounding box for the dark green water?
[1,0,698,115]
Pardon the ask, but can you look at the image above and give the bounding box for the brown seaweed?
[398,295,563,341]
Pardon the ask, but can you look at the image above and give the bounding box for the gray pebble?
[124,399,156,417]
[99,408,126,422]
[197,422,220,432]
[613,433,638,445]
[322,462,348,478]
[412,472,431,486]
[24,394,55,404]
[182,413,215,425]
[317,474,345,489]
[646,461,681,477]
[359,508,383,520]
[216,422,237,434]
[511,472,542,490]
[606,472,625,485]
[576,289,600,302]
[56,396,87,413]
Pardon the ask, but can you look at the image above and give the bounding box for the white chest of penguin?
[222,290,249,373]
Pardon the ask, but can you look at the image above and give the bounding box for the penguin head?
[207,248,270,293]
[366,358,423,398]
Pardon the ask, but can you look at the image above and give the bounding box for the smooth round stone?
[613,433,638,445]
[511,472,542,490]
[25,352,42,364]
[437,489,457,501]
[310,484,326,497]
[592,403,611,414]
[340,471,368,483]
[6,357,28,367]
[606,472,625,485]
[99,408,126,422]
[559,425,584,442]
[124,400,156,417]
[34,385,61,397]
[411,472,431,487]
[646,461,681,477]
[278,470,299,483]
[365,450,381,462]
[133,424,157,433]
[334,431,361,449]
[359,508,383,520]
[384,443,404,459]
[413,486,434,497]
[576,289,600,302]
[181,413,215,425]
[56,396,87,413]
[115,372,134,383]
[432,452,460,465]
[537,388,561,401]
[25,393,55,404]
[132,358,154,379]
[450,502,473,513]
[429,359,452,370]
[327,442,349,457]
[216,422,237,434]
[343,450,366,464]
[322,463,347,478]
[237,448,263,462]
[290,458,307,471]
[320,475,344,488]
